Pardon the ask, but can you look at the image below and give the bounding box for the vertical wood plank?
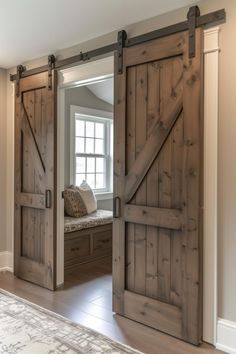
[170,57,184,308]
[126,66,136,292]
[44,71,57,290]
[157,60,173,302]
[146,62,160,298]
[23,91,35,132]
[113,52,126,313]
[182,28,203,344]
[21,98,36,261]
[134,64,147,296]
[170,112,183,307]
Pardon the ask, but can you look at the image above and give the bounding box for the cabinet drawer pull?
[71,247,80,252]
[100,239,110,244]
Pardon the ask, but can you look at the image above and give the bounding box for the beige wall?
[3,0,236,323]
[0,69,7,252]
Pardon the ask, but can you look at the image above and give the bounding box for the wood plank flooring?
[0,260,224,354]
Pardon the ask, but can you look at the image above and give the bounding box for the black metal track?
[10,8,225,81]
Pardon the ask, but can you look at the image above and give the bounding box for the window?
[70,106,113,195]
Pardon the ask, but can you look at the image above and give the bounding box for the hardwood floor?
[0,260,224,354]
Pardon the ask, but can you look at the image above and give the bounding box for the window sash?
[71,112,112,193]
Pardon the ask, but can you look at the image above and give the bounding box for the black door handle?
[45,190,52,208]
[113,196,121,218]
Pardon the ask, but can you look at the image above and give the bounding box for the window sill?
[95,192,113,201]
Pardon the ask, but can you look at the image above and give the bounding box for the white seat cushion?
[64,209,113,234]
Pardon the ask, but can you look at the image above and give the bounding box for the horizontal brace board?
[124,205,183,230]
[123,290,182,338]
[125,31,185,67]
[10,9,225,81]
[18,193,45,210]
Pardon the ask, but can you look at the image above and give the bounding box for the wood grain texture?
[133,64,147,296]
[125,86,183,203]
[125,31,186,67]
[125,66,136,292]
[18,193,45,209]
[124,205,183,230]
[146,62,160,299]
[124,290,182,338]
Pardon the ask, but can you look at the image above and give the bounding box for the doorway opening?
[57,56,114,315]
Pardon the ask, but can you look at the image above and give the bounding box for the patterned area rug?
[0,290,143,354]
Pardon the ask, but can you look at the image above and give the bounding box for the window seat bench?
[64,210,113,273]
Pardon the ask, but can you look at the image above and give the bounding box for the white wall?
[2,0,236,338]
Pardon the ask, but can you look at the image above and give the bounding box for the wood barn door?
[14,71,57,290]
[113,29,203,345]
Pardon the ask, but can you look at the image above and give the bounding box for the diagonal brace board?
[22,102,46,172]
[125,90,183,203]
[21,108,45,179]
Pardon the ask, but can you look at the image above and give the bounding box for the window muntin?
[73,113,112,193]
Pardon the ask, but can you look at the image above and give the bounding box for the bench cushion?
[64,209,113,234]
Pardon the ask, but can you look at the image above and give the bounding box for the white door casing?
[56,56,114,287]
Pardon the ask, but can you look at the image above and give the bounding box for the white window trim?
[70,105,113,197]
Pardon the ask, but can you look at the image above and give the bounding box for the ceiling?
[0,0,195,69]
[87,78,114,105]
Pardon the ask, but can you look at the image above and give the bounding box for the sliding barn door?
[113,29,203,345]
[14,71,57,290]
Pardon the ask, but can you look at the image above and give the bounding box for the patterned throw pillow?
[64,188,87,218]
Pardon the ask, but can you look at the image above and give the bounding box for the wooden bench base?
[64,223,112,273]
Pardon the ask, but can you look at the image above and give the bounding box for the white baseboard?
[0,251,13,272]
[216,319,236,354]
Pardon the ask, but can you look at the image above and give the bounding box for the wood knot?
[188,218,197,231]
[191,74,197,82]
[171,89,177,98]
[186,139,193,146]
[187,73,197,85]
[189,168,197,177]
